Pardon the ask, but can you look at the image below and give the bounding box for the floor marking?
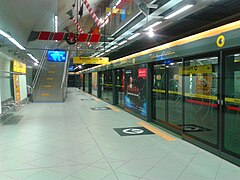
[123,128,144,134]
[48,71,55,74]
[137,121,176,141]
[91,107,111,111]
[41,93,49,96]
[94,98,101,102]
[46,78,54,80]
[114,127,154,136]
[107,106,120,112]
[43,85,52,88]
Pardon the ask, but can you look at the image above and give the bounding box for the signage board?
[47,50,66,62]
[138,68,147,78]
[179,64,212,75]
[13,60,26,74]
[73,57,109,65]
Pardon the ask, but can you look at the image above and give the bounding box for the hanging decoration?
[83,0,102,28]
[28,31,101,44]
[79,3,84,18]
[72,17,92,47]
[72,17,85,48]
[66,32,77,45]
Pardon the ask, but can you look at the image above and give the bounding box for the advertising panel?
[80,74,83,90]
[84,74,89,92]
[92,72,98,96]
[13,74,21,102]
[19,75,27,100]
[124,64,147,117]
[196,74,212,95]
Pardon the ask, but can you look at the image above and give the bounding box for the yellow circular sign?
[132,58,136,64]
[216,35,225,48]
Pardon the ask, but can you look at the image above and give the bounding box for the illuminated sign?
[73,57,109,64]
[150,51,176,61]
[13,60,26,74]
[138,68,147,78]
[47,50,66,62]
[69,65,75,71]
[179,65,212,75]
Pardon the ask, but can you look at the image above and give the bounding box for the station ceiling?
[108,0,240,59]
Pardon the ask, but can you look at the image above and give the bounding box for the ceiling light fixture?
[111,45,118,50]
[8,37,26,50]
[118,40,127,46]
[143,21,162,31]
[0,29,26,50]
[127,32,140,40]
[27,53,39,63]
[54,15,58,32]
[98,52,104,57]
[147,28,154,37]
[105,49,111,53]
[115,0,121,6]
[0,29,11,38]
[164,4,193,20]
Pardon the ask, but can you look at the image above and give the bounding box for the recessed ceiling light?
[119,40,127,46]
[147,28,154,37]
[143,21,162,31]
[164,4,193,20]
[127,33,140,40]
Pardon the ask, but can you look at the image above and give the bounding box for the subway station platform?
[0,88,239,180]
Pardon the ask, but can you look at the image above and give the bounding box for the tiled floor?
[0,88,239,180]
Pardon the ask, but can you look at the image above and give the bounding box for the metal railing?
[61,48,70,101]
[32,46,48,91]
[0,100,17,122]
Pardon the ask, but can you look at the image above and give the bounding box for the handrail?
[61,49,69,89]
[0,70,23,75]
[32,46,48,90]
[61,48,70,101]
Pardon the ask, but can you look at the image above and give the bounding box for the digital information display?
[47,51,66,62]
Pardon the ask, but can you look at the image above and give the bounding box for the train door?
[222,51,240,161]
[152,58,183,131]
[153,63,166,122]
[183,54,219,148]
[116,68,124,107]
